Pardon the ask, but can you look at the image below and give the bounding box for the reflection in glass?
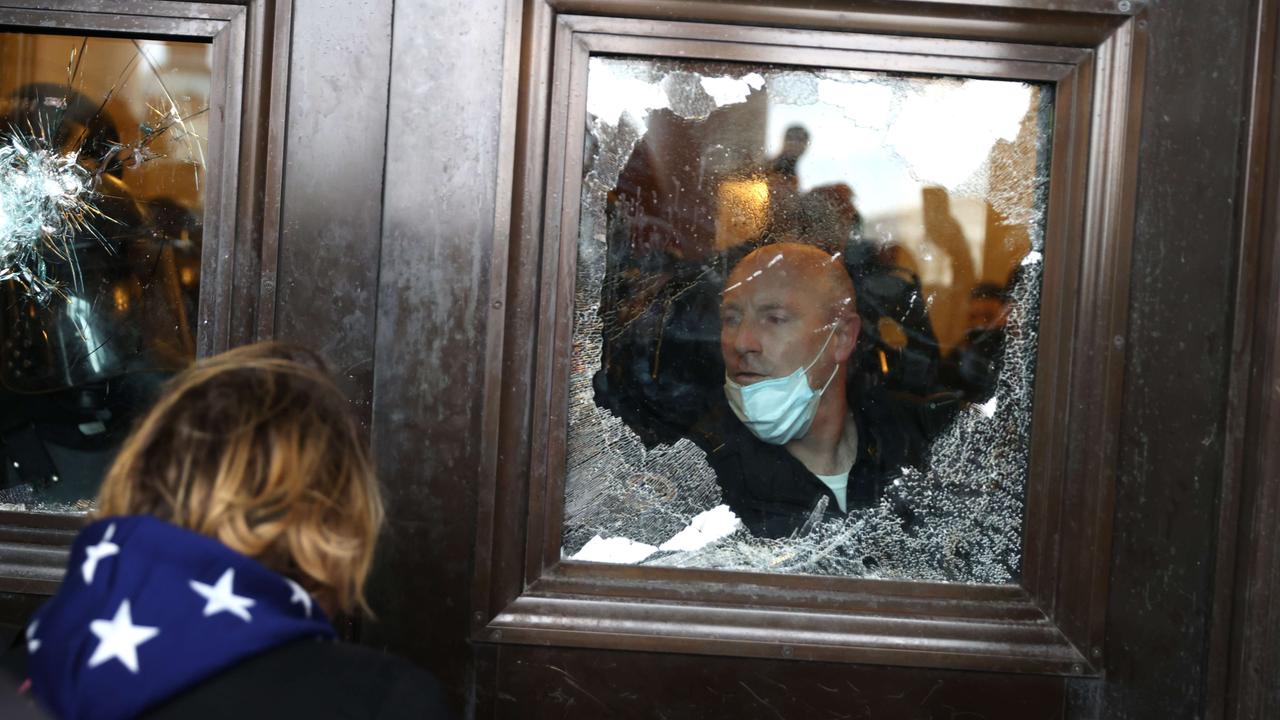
[0,34,211,510]
[563,57,1051,583]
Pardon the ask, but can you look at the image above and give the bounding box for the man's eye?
[767,314,789,324]
[721,313,740,326]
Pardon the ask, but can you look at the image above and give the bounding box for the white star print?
[25,620,40,654]
[81,523,119,585]
[285,578,313,618]
[88,599,159,674]
[189,568,256,622]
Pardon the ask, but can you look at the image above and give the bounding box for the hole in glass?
[562,56,1052,584]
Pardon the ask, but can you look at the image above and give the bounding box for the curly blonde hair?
[95,342,384,614]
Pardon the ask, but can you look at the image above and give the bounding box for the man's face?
[781,128,810,158]
[720,251,848,387]
[967,297,1008,332]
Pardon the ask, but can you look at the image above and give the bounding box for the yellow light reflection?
[877,317,909,351]
[715,177,770,250]
[112,285,131,313]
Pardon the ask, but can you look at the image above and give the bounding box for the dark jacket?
[690,385,931,538]
[4,634,453,720]
[142,637,453,719]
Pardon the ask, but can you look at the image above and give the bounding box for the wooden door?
[361,1,1280,718]
[2,1,1278,718]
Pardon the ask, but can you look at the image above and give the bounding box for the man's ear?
[833,311,860,363]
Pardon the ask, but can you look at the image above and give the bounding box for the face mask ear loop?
[805,322,841,395]
[817,358,840,395]
[804,323,839,373]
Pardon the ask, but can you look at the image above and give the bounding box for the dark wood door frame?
[1211,0,1280,716]
[474,0,1147,677]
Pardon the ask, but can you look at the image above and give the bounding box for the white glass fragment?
[658,505,744,553]
[572,535,660,564]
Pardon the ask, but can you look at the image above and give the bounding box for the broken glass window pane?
[0,33,211,512]
[562,56,1051,584]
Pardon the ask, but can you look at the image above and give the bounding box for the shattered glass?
[0,33,211,511]
[562,56,1051,584]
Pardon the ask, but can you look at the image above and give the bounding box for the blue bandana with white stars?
[26,515,335,720]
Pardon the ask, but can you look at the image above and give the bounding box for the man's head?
[720,242,860,389]
[967,282,1010,332]
[781,125,811,158]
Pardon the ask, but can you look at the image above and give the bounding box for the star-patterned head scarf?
[26,515,335,720]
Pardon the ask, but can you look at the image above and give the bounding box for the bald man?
[691,242,921,537]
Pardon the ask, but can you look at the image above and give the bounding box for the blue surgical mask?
[724,326,840,445]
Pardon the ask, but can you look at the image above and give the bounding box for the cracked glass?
[562,56,1052,584]
[0,33,211,512]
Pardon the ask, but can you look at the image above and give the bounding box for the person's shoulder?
[144,638,455,720]
[298,639,433,681]
[853,383,935,470]
[689,394,757,454]
[310,642,454,718]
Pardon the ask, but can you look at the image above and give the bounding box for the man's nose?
[731,321,762,355]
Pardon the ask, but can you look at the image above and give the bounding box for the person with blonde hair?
[14,343,451,719]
